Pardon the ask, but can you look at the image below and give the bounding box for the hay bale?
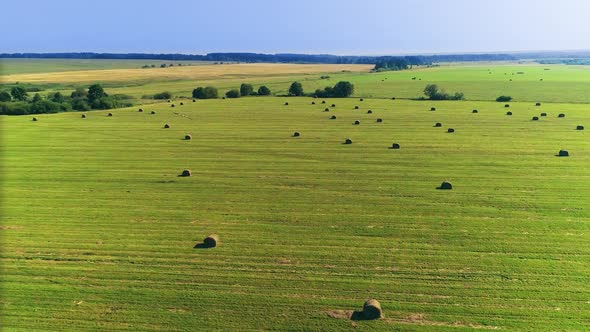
[293,132,300,137]
[167,99,171,102]
[81,114,86,118]
[532,116,539,121]
[447,128,455,133]
[311,101,316,105]
[193,99,196,102]
[324,108,330,112]
[222,97,226,99]
[536,102,541,106]
[108,113,113,117]
[180,102,184,106]
[558,113,565,118]
[438,181,453,190]
[344,138,352,144]
[284,102,289,106]
[505,104,510,108]
[138,108,144,112]
[330,115,337,119]
[540,112,547,117]
[558,150,569,157]
[355,106,359,109]
[184,134,192,140]
[151,111,156,114]
[376,118,383,123]
[434,122,442,127]
[506,111,513,116]
[180,169,191,177]
[359,98,364,101]
[367,110,373,114]
[430,107,436,111]
[576,125,584,130]
[331,104,336,107]
[203,234,219,248]
[354,120,360,125]
[390,143,400,149]
[472,109,478,113]
[362,299,383,320]
[32,117,38,121]
[171,104,175,107]
[322,100,326,104]
[391,97,396,100]
[164,124,170,128]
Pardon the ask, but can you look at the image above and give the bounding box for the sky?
[2,0,590,55]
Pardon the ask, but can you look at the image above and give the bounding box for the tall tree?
[288,82,304,96]
[10,86,28,101]
[240,83,253,96]
[87,84,107,102]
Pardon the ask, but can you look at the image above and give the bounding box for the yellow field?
[2,63,373,84]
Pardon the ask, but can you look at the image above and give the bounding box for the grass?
[3,61,590,104]
[2,96,589,331]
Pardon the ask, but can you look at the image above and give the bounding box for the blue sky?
[3,0,589,55]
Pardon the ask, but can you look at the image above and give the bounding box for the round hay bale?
[536,102,541,106]
[430,107,436,111]
[438,181,453,190]
[330,115,337,119]
[344,138,352,145]
[540,113,547,117]
[354,120,360,125]
[151,111,156,115]
[331,104,336,107]
[180,102,184,106]
[376,118,383,123]
[311,101,316,105]
[164,124,170,128]
[391,143,400,149]
[81,114,86,118]
[359,98,364,101]
[434,122,442,127]
[284,102,289,106]
[447,128,455,133]
[193,99,196,102]
[184,134,192,140]
[391,97,396,100]
[532,116,539,121]
[108,113,113,117]
[167,100,171,103]
[171,104,175,108]
[293,132,300,137]
[324,108,330,112]
[367,110,373,114]
[203,234,219,248]
[505,104,510,108]
[558,150,569,157]
[355,106,359,109]
[138,108,144,112]
[506,111,513,116]
[362,299,383,320]
[222,96,226,99]
[472,109,478,113]
[32,117,38,121]
[558,113,565,118]
[180,169,191,177]
[576,125,584,130]
[322,100,326,104]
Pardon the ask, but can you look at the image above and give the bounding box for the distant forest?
[0,52,518,65]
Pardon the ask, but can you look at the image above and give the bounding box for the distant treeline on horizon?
[0,52,520,64]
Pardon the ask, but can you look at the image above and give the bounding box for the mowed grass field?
[2,97,590,331]
[3,61,590,103]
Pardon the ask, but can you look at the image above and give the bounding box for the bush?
[193,86,218,99]
[11,86,28,101]
[240,83,254,96]
[423,84,464,100]
[257,86,271,96]
[288,82,304,96]
[225,89,240,98]
[496,95,512,102]
[71,98,91,111]
[153,91,173,100]
[49,92,65,103]
[71,87,88,99]
[0,102,30,115]
[29,100,70,114]
[0,91,11,102]
[313,81,354,98]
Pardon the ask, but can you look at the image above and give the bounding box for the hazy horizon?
[2,0,590,55]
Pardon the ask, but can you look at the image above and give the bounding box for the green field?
[3,61,590,104]
[2,96,589,331]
